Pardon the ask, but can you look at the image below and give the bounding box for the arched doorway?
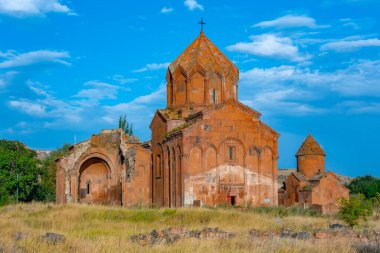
[78,157,109,204]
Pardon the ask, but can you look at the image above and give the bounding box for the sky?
[0,0,379,177]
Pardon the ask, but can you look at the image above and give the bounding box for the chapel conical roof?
[168,31,238,76]
[296,134,326,157]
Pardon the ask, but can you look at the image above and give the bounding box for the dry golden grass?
[0,203,377,253]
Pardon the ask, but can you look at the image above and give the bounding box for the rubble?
[130,227,235,246]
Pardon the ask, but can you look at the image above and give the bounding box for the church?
[56,30,347,210]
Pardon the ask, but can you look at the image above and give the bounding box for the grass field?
[0,203,378,253]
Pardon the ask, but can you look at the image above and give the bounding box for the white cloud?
[321,38,380,52]
[0,50,70,68]
[161,7,173,13]
[339,18,360,29]
[227,34,310,62]
[11,80,78,121]
[9,100,47,116]
[241,92,326,116]
[0,0,74,17]
[133,62,170,73]
[254,15,318,29]
[337,101,380,114]
[6,78,143,133]
[74,81,120,101]
[241,60,380,97]
[0,71,18,89]
[103,85,166,126]
[111,75,138,84]
[331,60,380,96]
[8,80,101,128]
[238,60,380,115]
[184,0,203,11]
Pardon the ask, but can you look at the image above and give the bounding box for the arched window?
[212,89,216,104]
[229,146,234,160]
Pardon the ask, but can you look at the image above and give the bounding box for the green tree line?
[0,140,70,206]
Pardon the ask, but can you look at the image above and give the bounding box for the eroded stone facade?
[56,129,151,206]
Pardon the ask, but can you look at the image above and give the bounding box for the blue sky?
[0,0,379,177]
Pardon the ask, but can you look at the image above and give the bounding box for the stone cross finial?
[198,17,206,32]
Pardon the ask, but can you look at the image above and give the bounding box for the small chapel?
[278,135,350,213]
[55,29,348,210]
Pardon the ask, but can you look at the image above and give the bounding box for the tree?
[347,176,380,199]
[339,194,373,227]
[0,140,41,206]
[36,144,71,202]
[0,140,71,206]
[118,115,133,135]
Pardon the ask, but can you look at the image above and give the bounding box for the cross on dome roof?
[198,17,206,32]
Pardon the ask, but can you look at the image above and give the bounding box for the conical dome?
[166,32,239,109]
[296,135,326,156]
[168,32,238,77]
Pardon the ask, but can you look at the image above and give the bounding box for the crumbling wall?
[56,140,91,203]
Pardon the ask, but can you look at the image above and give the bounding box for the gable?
[319,172,348,188]
[163,99,279,140]
[203,102,259,121]
[149,110,167,130]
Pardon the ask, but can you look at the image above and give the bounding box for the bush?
[371,193,380,212]
[347,176,380,199]
[339,194,373,227]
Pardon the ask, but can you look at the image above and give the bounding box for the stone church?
[56,31,347,209]
[278,135,349,213]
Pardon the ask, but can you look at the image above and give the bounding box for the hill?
[0,203,379,253]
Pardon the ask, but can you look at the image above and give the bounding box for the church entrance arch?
[78,157,110,204]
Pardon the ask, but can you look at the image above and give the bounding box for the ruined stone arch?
[74,152,113,177]
[76,155,112,205]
